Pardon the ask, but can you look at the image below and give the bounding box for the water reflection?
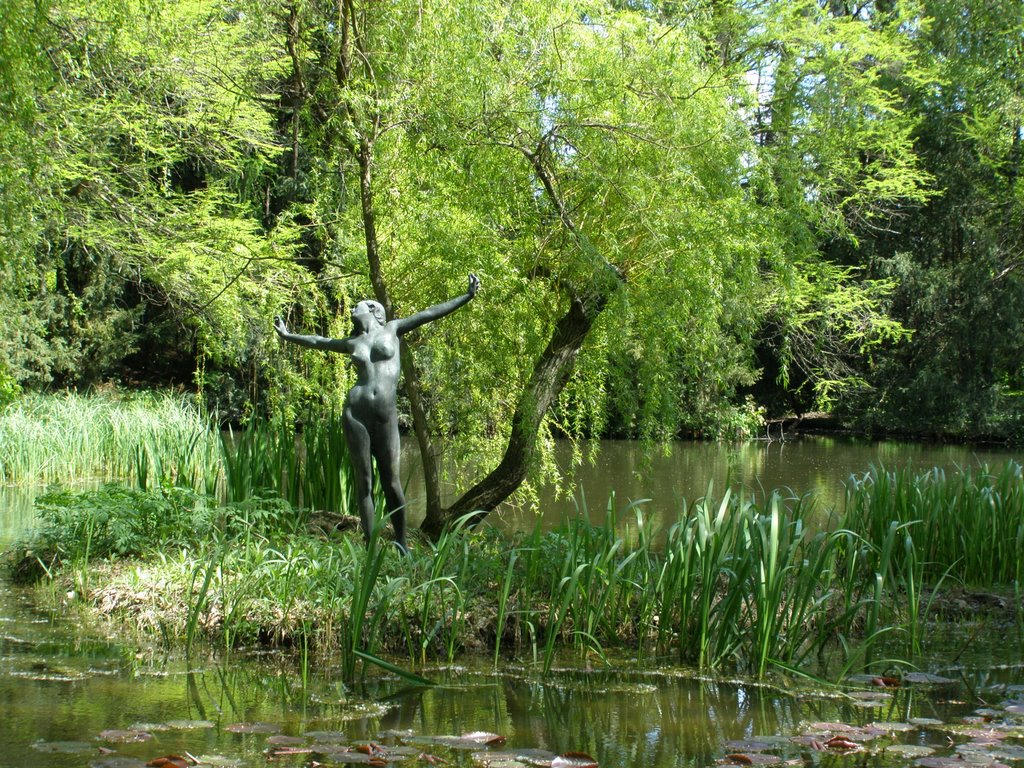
[400,436,1023,531]
[3,567,1024,768]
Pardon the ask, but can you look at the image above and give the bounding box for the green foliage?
[19,459,1023,678]
[843,462,1024,585]
[28,484,218,562]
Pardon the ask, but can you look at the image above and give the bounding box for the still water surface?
[401,436,1023,530]
[2,437,1024,768]
[2,571,1024,768]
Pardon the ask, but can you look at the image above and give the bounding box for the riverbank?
[8,460,1024,682]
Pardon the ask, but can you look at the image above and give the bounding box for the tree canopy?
[2,0,1020,531]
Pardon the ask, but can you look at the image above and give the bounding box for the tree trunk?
[419,285,613,539]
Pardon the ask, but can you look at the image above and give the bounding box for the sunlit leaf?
[551,752,599,768]
[98,729,153,743]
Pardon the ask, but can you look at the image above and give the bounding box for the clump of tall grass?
[11,413,1024,681]
[0,390,219,487]
[843,462,1024,585]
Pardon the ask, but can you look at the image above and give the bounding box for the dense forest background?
[1,0,1022,462]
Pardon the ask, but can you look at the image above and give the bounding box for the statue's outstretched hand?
[274,317,289,337]
[468,273,480,297]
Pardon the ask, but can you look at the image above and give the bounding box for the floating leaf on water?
[130,723,172,733]
[266,746,314,759]
[191,757,242,768]
[850,700,887,709]
[869,722,916,732]
[551,752,599,768]
[958,742,1024,761]
[462,732,507,747]
[806,723,860,734]
[848,691,893,701]
[1004,705,1024,715]
[884,745,936,758]
[976,709,1004,718]
[723,741,780,753]
[223,722,281,734]
[98,730,154,744]
[32,740,96,753]
[406,736,491,752]
[472,750,557,767]
[266,736,306,747]
[823,736,860,751]
[872,676,901,688]
[164,720,215,731]
[722,753,782,765]
[470,758,528,768]
[903,673,956,685]
[305,731,349,744]
[146,755,194,768]
[91,758,148,768]
[910,718,945,727]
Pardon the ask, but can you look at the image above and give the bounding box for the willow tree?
[0,0,310,396]
[703,0,934,414]
[273,0,768,535]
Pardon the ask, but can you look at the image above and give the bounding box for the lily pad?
[723,741,781,753]
[191,758,242,768]
[472,749,557,766]
[551,753,599,768]
[98,729,154,744]
[848,691,892,701]
[462,732,507,747]
[130,723,173,733]
[304,731,349,743]
[885,745,936,758]
[903,673,956,685]
[266,735,307,746]
[721,753,782,764]
[870,722,917,732]
[32,740,96,753]
[164,720,215,731]
[223,722,281,734]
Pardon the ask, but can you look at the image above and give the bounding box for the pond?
[400,435,1023,531]
[2,437,1024,768]
[2,574,1024,768]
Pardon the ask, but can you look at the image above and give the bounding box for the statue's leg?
[374,416,408,554]
[342,411,375,544]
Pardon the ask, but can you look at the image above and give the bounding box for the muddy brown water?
[2,437,1024,768]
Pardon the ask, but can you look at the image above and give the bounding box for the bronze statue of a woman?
[274,274,479,553]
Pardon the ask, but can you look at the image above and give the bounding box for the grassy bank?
[3,392,1023,680]
[9,461,1024,681]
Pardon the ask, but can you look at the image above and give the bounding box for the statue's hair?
[364,300,386,325]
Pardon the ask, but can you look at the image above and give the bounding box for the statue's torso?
[345,327,400,421]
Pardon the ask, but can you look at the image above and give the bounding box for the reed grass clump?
[12,478,978,681]
[843,462,1024,585]
[5,392,1023,680]
[0,390,219,487]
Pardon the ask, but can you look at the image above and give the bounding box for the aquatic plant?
[10,448,1024,680]
[843,462,1024,585]
[0,390,219,486]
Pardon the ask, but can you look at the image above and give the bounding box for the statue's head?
[352,299,386,326]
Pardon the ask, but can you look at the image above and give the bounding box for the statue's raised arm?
[394,273,479,336]
[274,316,355,354]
